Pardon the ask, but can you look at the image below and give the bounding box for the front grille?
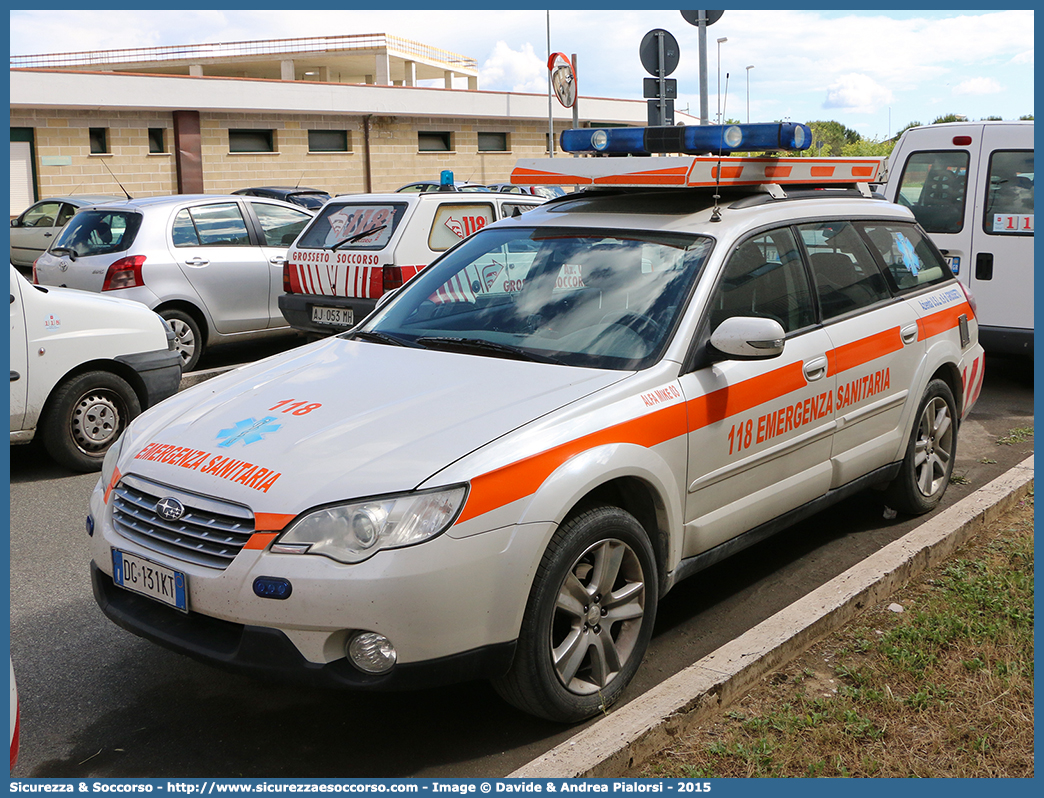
[111,475,255,569]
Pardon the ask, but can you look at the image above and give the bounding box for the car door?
[797,220,923,488]
[10,201,65,267]
[969,127,1033,339]
[166,201,270,334]
[244,201,314,328]
[678,226,835,559]
[9,268,29,432]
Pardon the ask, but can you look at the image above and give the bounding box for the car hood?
[118,337,627,512]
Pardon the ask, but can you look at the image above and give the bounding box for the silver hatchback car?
[33,195,314,370]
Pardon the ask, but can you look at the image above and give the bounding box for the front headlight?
[272,485,468,564]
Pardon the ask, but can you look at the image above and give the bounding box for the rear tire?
[883,379,957,515]
[494,505,658,723]
[161,308,203,372]
[42,371,140,472]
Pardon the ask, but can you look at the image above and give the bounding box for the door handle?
[184,257,209,267]
[43,232,52,238]
[10,371,20,382]
[269,256,286,265]
[803,355,828,381]
[975,253,994,280]
[901,323,919,345]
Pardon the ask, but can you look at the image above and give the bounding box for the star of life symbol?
[216,416,282,448]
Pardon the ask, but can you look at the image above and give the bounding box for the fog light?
[347,632,397,674]
[86,515,94,537]
[253,577,292,600]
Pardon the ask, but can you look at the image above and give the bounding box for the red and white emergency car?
[88,124,983,723]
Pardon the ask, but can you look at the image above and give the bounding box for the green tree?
[805,120,862,156]
[841,138,895,157]
[898,121,922,135]
[1019,114,1034,120]
[931,113,967,124]
[982,115,1003,121]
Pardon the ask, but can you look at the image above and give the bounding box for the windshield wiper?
[351,330,420,348]
[330,224,388,250]
[49,246,75,259]
[415,336,562,364]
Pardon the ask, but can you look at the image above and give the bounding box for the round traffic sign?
[680,10,724,26]
[639,29,680,77]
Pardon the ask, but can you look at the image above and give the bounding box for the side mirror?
[709,316,786,360]
[10,218,21,228]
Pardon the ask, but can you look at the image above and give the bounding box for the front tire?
[883,378,957,515]
[42,371,140,472]
[494,505,658,723]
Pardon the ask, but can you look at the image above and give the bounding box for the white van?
[882,121,1033,354]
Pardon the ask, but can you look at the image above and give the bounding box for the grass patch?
[639,495,1034,778]
[996,427,1033,446]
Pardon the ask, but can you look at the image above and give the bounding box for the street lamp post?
[745,65,754,123]
[716,37,727,123]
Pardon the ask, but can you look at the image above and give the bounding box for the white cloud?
[953,77,1003,96]
[823,74,894,114]
[480,41,546,94]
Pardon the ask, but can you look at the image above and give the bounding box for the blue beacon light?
[560,122,813,156]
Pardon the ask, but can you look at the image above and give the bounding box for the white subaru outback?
[87,125,984,723]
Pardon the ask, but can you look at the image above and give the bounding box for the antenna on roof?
[294,171,305,188]
[98,158,133,201]
[710,72,729,223]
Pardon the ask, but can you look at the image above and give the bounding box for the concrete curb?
[510,454,1034,778]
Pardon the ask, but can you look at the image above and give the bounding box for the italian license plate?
[112,549,187,612]
[311,305,354,327]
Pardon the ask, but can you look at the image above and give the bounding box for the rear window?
[296,203,407,250]
[51,210,142,258]
[428,203,496,251]
[894,150,969,234]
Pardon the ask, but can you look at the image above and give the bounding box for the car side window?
[250,202,313,247]
[428,203,496,251]
[799,221,892,321]
[983,149,1033,235]
[56,203,77,227]
[859,222,951,294]
[22,202,61,227]
[709,227,815,334]
[172,203,251,247]
[894,150,969,234]
[501,202,538,219]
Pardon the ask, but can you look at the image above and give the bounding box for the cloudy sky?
[9,8,1034,140]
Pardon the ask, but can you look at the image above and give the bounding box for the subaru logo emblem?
[156,497,185,521]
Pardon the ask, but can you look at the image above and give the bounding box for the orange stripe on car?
[104,468,122,504]
[255,513,296,531]
[828,327,904,376]
[244,532,279,550]
[918,302,974,340]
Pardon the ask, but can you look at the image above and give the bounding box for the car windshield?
[360,227,713,370]
[289,193,331,210]
[295,202,408,249]
[50,210,142,258]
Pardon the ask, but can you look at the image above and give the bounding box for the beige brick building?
[10,34,682,212]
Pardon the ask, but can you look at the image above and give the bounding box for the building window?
[229,129,275,153]
[419,132,452,152]
[148,128,166,154]
[478,132,508,152]
[89,128,109,154]
[308,130,350,153]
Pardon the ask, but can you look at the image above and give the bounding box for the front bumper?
[278,293,378,335]
[116,348,183,408]
[91,563,516,690]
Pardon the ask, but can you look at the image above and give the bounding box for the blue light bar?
[560,123,813,155]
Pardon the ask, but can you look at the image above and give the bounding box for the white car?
[10,265,181,471]
[86,125,984,722]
